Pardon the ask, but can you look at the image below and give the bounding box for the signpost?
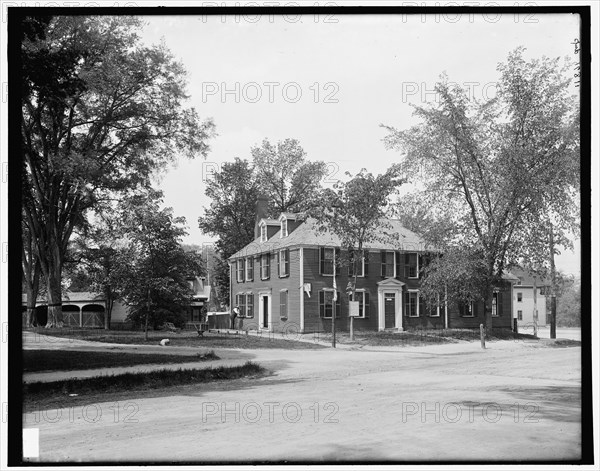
[347,282,356,340]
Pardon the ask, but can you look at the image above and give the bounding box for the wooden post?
[332,257,336,349]
[533,276,538,337]
[480,324,486,349]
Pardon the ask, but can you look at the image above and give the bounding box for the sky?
[138,11,582,275]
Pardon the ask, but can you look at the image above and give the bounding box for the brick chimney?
[254,195,270,239]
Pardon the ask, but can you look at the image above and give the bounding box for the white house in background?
[511,268,550,331]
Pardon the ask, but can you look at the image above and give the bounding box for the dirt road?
[22,335,581,463]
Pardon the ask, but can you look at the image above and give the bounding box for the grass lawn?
[23,361,267,412]
[316,328,544,347]
[23,349,219,372]
[27,327,327,349]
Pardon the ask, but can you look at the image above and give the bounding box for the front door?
[384,293,396,329]
[262,295,269,329]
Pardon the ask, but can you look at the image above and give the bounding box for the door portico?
[377,278,405,331]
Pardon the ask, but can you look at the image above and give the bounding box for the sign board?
[349,301,360,317]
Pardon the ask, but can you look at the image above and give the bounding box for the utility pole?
[549,226,557,339]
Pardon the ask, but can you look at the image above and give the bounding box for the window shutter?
[285,249,290,276]
[497,291,503,316]
[364,251,369,276]
[319,291,324,317]
[404,292,409,316]
[419,294,426,317]
[335,248,341,272]
[336,291,341,318]
[473,301,479,317]
[365,292,370,317]
[319,247,325,275]
[380,251,386,277]
[277,251,281,277]
[396,252,402,279]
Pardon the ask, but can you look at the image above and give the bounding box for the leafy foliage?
[115,190,205,333]
[21,15,215,326]
[382,48,580,329]
[251,138,327,214]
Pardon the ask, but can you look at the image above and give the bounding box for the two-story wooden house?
[228,211,514,334]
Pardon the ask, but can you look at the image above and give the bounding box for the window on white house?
[280,290,288,319]
[319,247,335,276]
[381,251,395,277]
[404,291,419,317]
[405,253,419,278]
[279,249,290,277]
[350,290,370,318]
[260,225,267,242]
[517,292,523,302]
[260,254,270,280]
[517,310,523,321]
[236,259,245,283]
[319,289,341,318]
[280,219,288,238]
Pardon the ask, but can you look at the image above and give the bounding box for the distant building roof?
[230,217,433,260]
[509,267,551,286]
[21,291,104,304]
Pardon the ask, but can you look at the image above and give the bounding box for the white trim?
[406,252,419,279]
[376,278,404,331]
[279,218,288,238]
[299,247,304,332]
[258,292,272,332]
[406,289,419,317]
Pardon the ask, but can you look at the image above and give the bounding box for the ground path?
[22,332,581,462]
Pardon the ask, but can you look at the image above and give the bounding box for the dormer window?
[260,225,267,242]
[280,219,288,238]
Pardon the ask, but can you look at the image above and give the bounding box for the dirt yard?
[22,335,581,463]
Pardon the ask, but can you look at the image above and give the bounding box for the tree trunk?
[483,287,494,337]
[24,262,41,327]
[105,297,113,330]
[45,270,64,328]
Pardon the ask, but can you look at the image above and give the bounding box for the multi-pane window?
[405,253,418,278]
[279,249,290,277]
[492,291,501,317]
[236,259,245,282]
[260,253,270,280]
[381,251,395,277]
[237,293,246,316]
[460,301,475,317]
[348,250,366,277]
[517,310,523,321]
[246,257,254,281]
[246,294,254,318]
[319,247,335,275]
[404,291,419,317]
[350,290,370,318]
[280,219,288,238]
[420,294,440,317]
[319,290,341,318]
[517,292,523,302]
[280,290,288,319]
[260,225,267,242]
